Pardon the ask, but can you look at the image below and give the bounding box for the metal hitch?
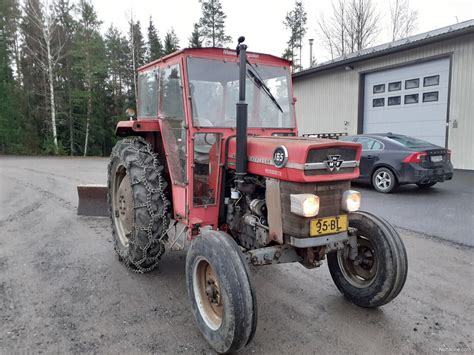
[77,184,109,217]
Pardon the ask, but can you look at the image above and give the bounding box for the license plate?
[431,155,443,163]
[310,215,348,237]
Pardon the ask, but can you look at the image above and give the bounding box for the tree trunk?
[84,49,91,157]
[46,31,58,154]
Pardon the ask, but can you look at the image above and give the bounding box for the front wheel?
[186,231,257,353]
[327,211,408,308]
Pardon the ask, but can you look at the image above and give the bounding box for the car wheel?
[416,182,437,188]
[372,167,397,193]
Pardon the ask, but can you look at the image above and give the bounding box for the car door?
[354,137,383,180]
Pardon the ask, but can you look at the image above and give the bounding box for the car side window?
[355,137,374,150]
[355,138,384,151]
[372,140,383,150]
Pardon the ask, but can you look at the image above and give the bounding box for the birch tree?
[23,0,64,154]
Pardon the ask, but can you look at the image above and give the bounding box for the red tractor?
[107,37,407,353]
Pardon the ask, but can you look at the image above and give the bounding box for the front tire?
[186,231,257,353]
[327,211,408,308]
[372,167,397,193]
[108,137,170,273]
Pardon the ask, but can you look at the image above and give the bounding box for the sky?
[94,0,474,69]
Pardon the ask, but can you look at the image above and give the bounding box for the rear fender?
[115,120,161,137]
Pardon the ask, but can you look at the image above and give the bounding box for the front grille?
[280,180,350,238]
[307,147,357,162]
[305,147,358,176]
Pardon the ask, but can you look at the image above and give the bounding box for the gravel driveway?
[0,156,472,354]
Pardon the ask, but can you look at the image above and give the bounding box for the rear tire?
[327,211,408,308]
[372,167,397,193]
[108,137,170,273]
[416,181,437,188]
[186,231,257,353]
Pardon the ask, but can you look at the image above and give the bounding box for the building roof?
[293,19,474,79]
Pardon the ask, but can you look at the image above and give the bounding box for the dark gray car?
[339,133,453,193]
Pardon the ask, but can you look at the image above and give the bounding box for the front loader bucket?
[77,184,109,217]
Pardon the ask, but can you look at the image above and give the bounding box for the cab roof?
[138,47,291,72]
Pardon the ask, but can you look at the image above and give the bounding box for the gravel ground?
[0,156,473,354]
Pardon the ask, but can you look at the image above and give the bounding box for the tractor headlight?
[290,194,320,217]
[342,190,361,212]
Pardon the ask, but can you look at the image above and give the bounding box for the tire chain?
[108,137,171,273]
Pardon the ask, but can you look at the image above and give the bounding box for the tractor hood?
[227,136,362,182]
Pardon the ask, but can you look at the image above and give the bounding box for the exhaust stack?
[235,36,248,181]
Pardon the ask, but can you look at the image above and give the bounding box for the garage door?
[363,58,450,147]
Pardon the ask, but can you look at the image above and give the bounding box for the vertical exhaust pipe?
[235,36,248,182]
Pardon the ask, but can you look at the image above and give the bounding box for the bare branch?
[390,0,418,41]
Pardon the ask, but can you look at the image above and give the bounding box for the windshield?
[187,57,294,128]
[388,135,437,149]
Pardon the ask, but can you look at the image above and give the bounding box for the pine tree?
[0,0,29,153]
[189,23,203,48]
[55,0,77,154]
[198,0,231,47]
[283,1,307,70]
[74,0,106,156]
[105,25,129,122]
[147,16,163,61]
[128,17,145,101]
[163,28,179,55]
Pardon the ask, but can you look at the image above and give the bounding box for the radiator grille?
[280,180,350,238]
[305,147,358,176]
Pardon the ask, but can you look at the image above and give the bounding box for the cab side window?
[159,64,187,184]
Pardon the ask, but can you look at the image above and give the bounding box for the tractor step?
[77,184,109,217]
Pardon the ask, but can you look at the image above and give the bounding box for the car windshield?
[388,135,437,149]
[187,57,294,128]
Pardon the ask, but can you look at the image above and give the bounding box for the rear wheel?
[327,211,408,308]
[108,137,170,273]
[416,181,437,188]
[186,231,257,353]
[372,167,397,193]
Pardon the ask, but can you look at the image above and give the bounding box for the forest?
[0,0,416,156]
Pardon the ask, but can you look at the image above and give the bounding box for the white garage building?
[293,20,474,170]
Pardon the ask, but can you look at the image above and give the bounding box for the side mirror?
[125,108,136,121]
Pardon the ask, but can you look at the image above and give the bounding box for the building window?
[404,94,419,104]
[423,75,440,87]
[388,96,401,106]
[373,84,385,94]
[405,78,419,89]
[388,81,402,91]
[373,98,385,107]
[423,91,439,102]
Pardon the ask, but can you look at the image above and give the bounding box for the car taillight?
[402,152,427,163]
[447,149,452,161]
